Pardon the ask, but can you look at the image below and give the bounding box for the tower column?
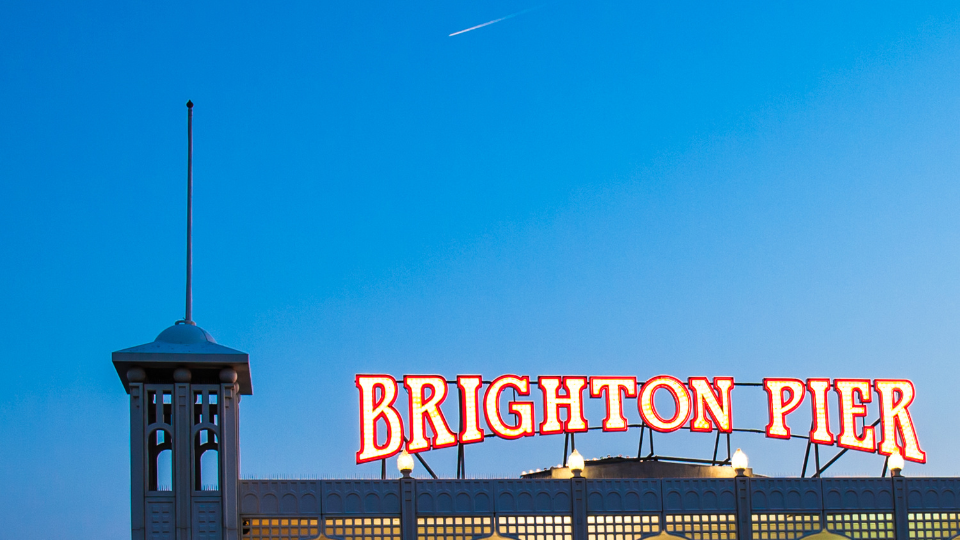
[130,377,146,540]
[220,369,241,540]
[175,370,194,540]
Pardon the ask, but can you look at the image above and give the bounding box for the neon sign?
[356,375,926,465]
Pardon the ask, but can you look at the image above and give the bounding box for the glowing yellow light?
[835,379,876,452]
[568,449,585,475]
[589,377,637,431]
[538,376,588,435]
[397,449,415,475]
[763,378,805,439]
[731,448,748,471]
[876,379,926,463]
[887,447,905,475]
[356,375,404,463]
[483,375,535,439]
[456,375,485,444]
[638,376,691,432]
[404,376,458,452]
[689,377,734,433]
[806,379,834,444]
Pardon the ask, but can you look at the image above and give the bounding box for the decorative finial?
[186,100,193,108]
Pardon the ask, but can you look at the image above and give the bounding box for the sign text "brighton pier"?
[356,375,925,465]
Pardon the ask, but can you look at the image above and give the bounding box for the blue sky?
[2,1,960,538]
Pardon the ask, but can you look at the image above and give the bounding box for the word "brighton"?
[356,375,924,465]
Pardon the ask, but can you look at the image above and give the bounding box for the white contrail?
[449,5,543,37]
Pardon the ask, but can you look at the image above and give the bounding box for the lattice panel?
[498,515,573,540]
[147,501,174,539]
[909,513,960,539]
[825,513,894,539]
[418,516,492,540]
[243,518,319,540]
[751,514,820,540]
[664,514,736,540]
[325,517,401,540]
[588,514,660,540]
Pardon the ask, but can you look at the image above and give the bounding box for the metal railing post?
[892,475,909,540]
[572,476,588,540]
[401,477,417,540]
[735,476,752,540]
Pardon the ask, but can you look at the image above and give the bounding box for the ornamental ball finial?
[173,367,192,382]
[127,367,147,383]
[220,368,238,384]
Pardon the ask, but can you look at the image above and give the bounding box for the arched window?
[193,388,221,491]
[149,428,173,491]
[195,429,219,491]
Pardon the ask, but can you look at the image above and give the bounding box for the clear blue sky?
[2,1,960,538]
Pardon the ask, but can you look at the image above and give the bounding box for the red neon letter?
[638,376,691,432]
[457,375,485,444]
[763,378,805,439]
[403,376,458,453]
[875,379,926,463]
[483,375,535,439]
[539,376,589,435]
[356,374,404,463]
[688,377,734,433]
[589,377,637,431]
[807,379,834,445]
[835,379,875,452]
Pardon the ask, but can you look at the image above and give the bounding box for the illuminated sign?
[356,375,926,465]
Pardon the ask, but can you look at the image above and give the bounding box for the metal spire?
[183,100,195,325]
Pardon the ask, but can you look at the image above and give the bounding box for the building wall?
[237,477,960,540]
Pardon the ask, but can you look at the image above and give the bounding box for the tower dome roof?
[155,322,217,344]
[112,320,252,395]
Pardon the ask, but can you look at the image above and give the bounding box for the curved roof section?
[112,322,252,394]
[155,323,217,344]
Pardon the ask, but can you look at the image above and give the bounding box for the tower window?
[195,429,220,491]
[193,387,221,492]
[149,428,173,491]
